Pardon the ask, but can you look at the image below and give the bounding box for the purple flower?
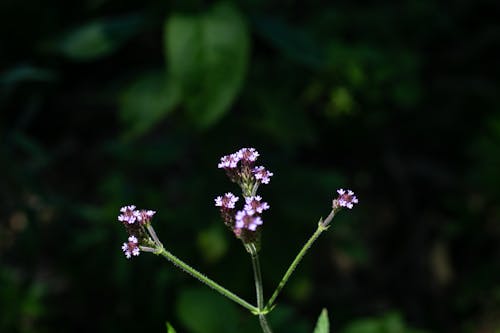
[118,205,140,224]
[215,193,239,228]
[253,166,273,184]
[237,148,259,163]
[244,196,270,214]
[335,189,359,209]
[137,209,156,224]
[235,210,263,231]
[218,153,240,169]
[215,193,239,209]
[122,235,140,259]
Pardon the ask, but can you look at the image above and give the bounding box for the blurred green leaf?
[328,87,354,116]
[119,72,181,138]
[197,223,228,263]
[267,304,310,333]
[165,322,177,333]
[253,16,325,68]
[0,269,46,332]
[343,320,380,333]
[342,312,429,333]
[0,65,57,86]
[176,287,239,333]
[288,276,312,302]
[313,309,330,333]
[164,2,249,127]
[57,13,144,61]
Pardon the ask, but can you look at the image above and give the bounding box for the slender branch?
[247,244,265,309]
[264,210,335,311]
[258,314,273,333]
[146,224,162,247]
[247,243,274,333]
[156,247,258,313]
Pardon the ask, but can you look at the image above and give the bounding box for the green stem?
[157,247,258,313]
[246,243,273,333]
[264,210,334,311]
[258,314,273,333]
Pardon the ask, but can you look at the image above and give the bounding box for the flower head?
[237,148,259,163]
[137,209,156,224]
[218,153,240,169]
[334,189,359,209]
[253,166,273,184]
[121,235,140,259]
[235,210,263,231]
[118,205,140,224]
[215,192,239,209]
[244,196,270,214]
[215,148,272,245]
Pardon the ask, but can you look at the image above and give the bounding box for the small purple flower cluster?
[215,148,272,244]
[218,148,273,191]
[118,205,157,259]
[118,205,156,225]
[333,189,359,210]
[234,196,270,231]
[122,236,140,258]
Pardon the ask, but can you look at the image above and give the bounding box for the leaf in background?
[252,15,325,68]
[267,304,310,333]
[165,322,177,333]
[0,65,58,102]
[197,223,228,263]
[328,86,355,116]
[0,65,58,86]
[164,2,250,128]
[119,72,181,138]
[341,312,429,333]
[56,13,144,61]
[313,309,330,333]
[176,287,239,333]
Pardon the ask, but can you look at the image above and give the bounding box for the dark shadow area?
[1,0,499,332]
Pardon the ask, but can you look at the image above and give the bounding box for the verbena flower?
[137,210,156,224]
[118,205,140,224]
[235,210,263,231]
[244,196,270,214]
[218,153,240,169]
[215,192,239,229]
[253,166,273,184]
[334,189,359,209]
[122,235,140,259]
[237,148,259,163]
[215,193,239,209]
[216,148,272,246]
[118,205,160,255]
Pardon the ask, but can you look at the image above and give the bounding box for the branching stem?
[156,247,258,313]
[264,209,335,311]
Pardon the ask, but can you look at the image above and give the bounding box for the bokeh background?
[1,0,499,332]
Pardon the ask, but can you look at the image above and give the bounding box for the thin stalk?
[157,247,258,313]
[264,210,335,311]
[258,314,273,333]
[247,243,273,333]
[146,224,162,247]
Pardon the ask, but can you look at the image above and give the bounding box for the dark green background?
[1,0,499,332]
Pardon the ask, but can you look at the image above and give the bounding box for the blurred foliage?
[164,2,249,128]
[313,309,329,333]
[1,0,499,332]
[166,322,177,333]
[341,312,429,333]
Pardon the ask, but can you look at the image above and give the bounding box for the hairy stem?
[247,243,273,333]
[157,247,258,313]
[264,210,334,311]
[258,314,273,333]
